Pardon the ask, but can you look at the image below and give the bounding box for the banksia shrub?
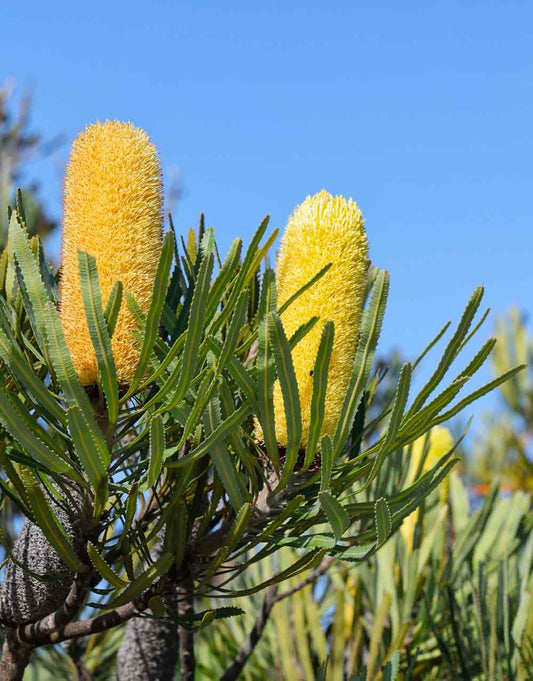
[59,120,163,386]
[0,120,521,681]
[269,190,368,448]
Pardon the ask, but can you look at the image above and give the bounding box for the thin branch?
[0,631,33,681]
[219,557,334,681]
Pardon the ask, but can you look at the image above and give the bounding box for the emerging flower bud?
[59,120,163,386]
[401,425,454,551]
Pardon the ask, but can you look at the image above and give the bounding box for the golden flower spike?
[270,189,369,447]
[59,120,163,386]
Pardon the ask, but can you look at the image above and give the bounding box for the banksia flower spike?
[401,425,454,551]
[270,189,368,447]
[59,120,163,386]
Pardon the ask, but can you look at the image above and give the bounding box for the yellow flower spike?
[401,426,454,551]
[269,190,369,447]
[59,120,163,386]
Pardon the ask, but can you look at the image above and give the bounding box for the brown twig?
[219,557,334,681]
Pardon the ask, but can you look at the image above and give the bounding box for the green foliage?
[0,195,519,678]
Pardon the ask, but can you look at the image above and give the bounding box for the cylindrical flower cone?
[266,190,369,448]
[59,120,163,386]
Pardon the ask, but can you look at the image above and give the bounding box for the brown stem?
[178,577,195,681]
[0,631,33,681]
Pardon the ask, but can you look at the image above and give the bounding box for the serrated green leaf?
[9,213,50,355]
[87,542,128,588]
[319,491,350,541]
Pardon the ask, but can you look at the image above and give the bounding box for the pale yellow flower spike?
[401,426,454,551]
[59,120,163,386]
[272,190,368,447]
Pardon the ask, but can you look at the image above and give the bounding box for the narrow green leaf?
[408,286,484,415]
[0,383,72,475]
[45,301,110,465]
[9,214,50,354]
[67,406,109,491]
[277,263,332,315]
[106,553,173,608]
[0,327,64,423]
[319,491,350,540]
[375,497,392,547]
[320,434,333,492]
[144,415,165,490]
[226,503,252,553]
[126,231,175,396]
[305,321,334,469]
[87,542,128,588]
[78,251,119,424]
[269,312,302,490]
[207,336,258,411]
[104,280,123,336]
[165,403,252,469]
[256,270,279,468]
[357,362,412,493]
[217,289,249,374]
[203,397,248,511]
[333,269,389,457]
[164,251,214,410]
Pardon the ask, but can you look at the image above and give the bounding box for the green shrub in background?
[194,315,533,681]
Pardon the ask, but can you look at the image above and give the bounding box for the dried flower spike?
[59,120,163,386]
[272,189,368,447]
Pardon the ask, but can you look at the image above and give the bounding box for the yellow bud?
[401,426,454,551]
[59,121,163,386]
[270,190,368,447]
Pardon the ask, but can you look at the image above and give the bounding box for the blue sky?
[2,0,532,423]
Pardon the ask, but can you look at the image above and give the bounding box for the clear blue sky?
[2,0,532,423]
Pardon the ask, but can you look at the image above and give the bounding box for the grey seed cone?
[116,613,178,681]
[0,486,88,625]
[116,538,178,681]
